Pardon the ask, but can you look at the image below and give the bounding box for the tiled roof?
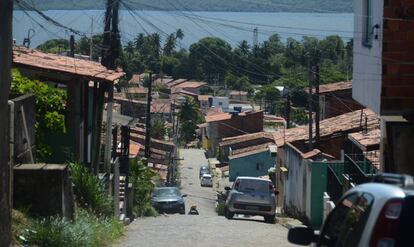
[198,95,212,101]
[153,77,174,86]
[348,128,380,152]
[305,81,352,94]
[229,146,270,159]
[125,87,148,94]
[205,113,231,122]
[172,81,207,89]
[13,46,124,83]
[220,132,275,147]
[129,74,141,84]
[264,115,286,123]
[151,100,171,113]
[274,109,378,147]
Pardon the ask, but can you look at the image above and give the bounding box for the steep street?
[116,149,294,247]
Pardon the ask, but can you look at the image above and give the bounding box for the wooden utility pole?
[315,64,321,147]
[0,0,13,246]
[308,63,313,151]
[285,93,291,129]
[144,72,153,159]
[69,35,75,57]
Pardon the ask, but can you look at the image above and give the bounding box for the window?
[219,102,223,106]
[318,192,374,246]
[362,0,373,47]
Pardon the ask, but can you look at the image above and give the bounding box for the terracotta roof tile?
[220,132,275,147]
[305,81,352,94]
[13,46,124,83]
[229,91,248,96]
[348,128,380,151]
[205,113,231,122]
[172,81,207,89]
[274,109,378,147]
[198,95,212,101]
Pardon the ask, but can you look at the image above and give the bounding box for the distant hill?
[24,0,353,13]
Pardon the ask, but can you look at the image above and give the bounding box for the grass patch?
[15,209,123,247]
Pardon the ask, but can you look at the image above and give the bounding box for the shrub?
[69,163,113,217]
[129,159,158,217]
[22,209,123,247]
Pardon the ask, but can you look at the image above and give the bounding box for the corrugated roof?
[13,46,124,83]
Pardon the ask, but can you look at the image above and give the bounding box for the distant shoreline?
[14,8,353,14]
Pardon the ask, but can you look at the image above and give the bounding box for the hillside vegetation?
[27,0,352,12]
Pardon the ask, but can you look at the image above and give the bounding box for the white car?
[288,173,414,246]
[200,174,213,187]
[224,176,278,223]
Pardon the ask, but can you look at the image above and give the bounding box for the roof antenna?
[22,28,35,48]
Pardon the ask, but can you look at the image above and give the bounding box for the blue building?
[228,146,277,181]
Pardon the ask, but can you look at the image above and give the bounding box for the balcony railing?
[327,164,343,203]
[344,154,378,186]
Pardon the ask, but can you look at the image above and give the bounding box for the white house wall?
[352,0,383,114]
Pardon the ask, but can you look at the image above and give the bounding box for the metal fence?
[327,165,343,203]
[344,154,377,186]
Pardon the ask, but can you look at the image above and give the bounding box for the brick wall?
[324,90,364,119]
[382,0,414,116]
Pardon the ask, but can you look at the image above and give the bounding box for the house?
[124,86,148,100]
[218,132,277,181]
[211,96,230,112]
[352,0,414,175]
[274,109,379,227]
[128,74,141,85]
[306,81,364,119]
[12,46,124,166]
[229,91,248,102]
[201,110,264,157]
[171,80,207,94]
[198,95,212,114]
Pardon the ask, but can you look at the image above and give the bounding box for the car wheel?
[180,209,186,215]
[264,215,276,224]
[224,207,234,219]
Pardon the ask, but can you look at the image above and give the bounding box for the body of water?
[13,10,353,49]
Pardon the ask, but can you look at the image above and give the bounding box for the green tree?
[36,39,69,54]
[178,97,203,143]
[151,120,166,140]
[189,37,232,83]
[75,34,104,61]
[11,69,67,160]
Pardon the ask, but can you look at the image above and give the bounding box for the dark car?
[151,187,186,214]
[199,165,210,178]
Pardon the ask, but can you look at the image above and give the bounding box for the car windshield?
[153,188,181,198]
[237,179,269,192]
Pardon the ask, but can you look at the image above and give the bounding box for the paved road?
[116,149,295,247]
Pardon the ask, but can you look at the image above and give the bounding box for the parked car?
[224,176,278,223]
[199,165,210,178]
[201,174,213,187]
[151,187,187,214]
[288,173,414,246]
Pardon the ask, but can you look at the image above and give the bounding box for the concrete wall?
[352,0,383,114]
[283,143,312,223]
[13,164,74,219]
[211,97,229,112]
[228,150,276,181]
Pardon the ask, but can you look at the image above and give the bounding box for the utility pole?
[308,62,313,151]
[285,93,291,129]
[0,0,13,246]
[144,72,153,160]
[253,27,258,48]
[69,35,75,57]
[315,64,320,147]
[90,17,94,60]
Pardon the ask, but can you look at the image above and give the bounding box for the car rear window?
[237,179,269,193]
